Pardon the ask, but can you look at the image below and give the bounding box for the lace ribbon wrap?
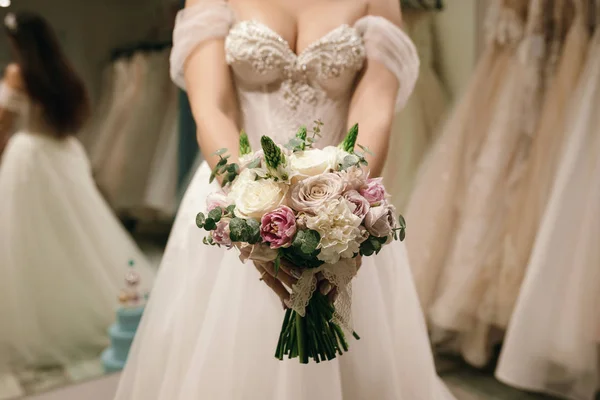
[286,258,358,333]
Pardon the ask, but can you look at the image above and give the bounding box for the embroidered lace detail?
[225,21,365,110]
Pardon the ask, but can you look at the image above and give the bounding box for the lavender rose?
[290,173,344,213]
[260,206,297,249]
[212,219,232,247]
[360,178,387,205]
[364,203,397,238]
[206,190,230,212]
[343,190,370,219]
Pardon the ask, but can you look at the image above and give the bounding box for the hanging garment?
[495,0,590,329]
[496,18,600,400]
[382,10,449,211]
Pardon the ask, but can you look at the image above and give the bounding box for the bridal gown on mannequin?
[114,2,455,399]
[382,10,448,211]
[0,83,156,368]
[495,13,600,400]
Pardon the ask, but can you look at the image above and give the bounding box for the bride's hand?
[253,260,298,309]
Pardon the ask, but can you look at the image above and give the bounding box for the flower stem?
[296,312,308,364]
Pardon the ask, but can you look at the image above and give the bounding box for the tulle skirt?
[495,30,600,400]
[0,132,155,370]
[114,162,455,400]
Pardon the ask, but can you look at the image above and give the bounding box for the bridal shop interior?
[0,0,599,399]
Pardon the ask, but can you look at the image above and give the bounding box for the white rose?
[229,169,287,219]
[305,199,363,264]
[322,146,351,170]
[289,149,334,179]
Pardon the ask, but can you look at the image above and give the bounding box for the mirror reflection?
[0,0,598,399]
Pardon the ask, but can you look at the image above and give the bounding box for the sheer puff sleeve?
[170,0,235,89]
[0,83,26,113]
[355,16,420,112]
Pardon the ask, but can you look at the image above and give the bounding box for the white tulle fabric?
[496,27,600,400]
[355,16,419,112]
[0,88,156,369]
[115,2,454,399]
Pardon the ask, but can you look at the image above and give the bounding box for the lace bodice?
[171,0,419,149]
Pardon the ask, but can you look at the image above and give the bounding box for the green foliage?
[340,123,359,153]
[281,230,323,269]
[359,235,388,256]
[239,130,252,156]
[261,136,284,170]
[196,212,206,229]
[207,207,222,223]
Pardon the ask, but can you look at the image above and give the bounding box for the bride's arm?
[183,0,241,171]
[347,0,403,177]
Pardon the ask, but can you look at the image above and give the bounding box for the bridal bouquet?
[196,122,406,364]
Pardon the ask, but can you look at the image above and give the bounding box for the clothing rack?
[110,41,172,62]
[401,0,444,11]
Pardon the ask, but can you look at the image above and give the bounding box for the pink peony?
[212,219,232,247]
[359,178,387,205]
[260,206,297,249]
[342,190,370,219]
[206,190,230,212]
[364,203,397,238]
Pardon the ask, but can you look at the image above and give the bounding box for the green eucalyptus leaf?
[246,218,261,244]
[226,204,236,216]
[204,218,217,231]
[398,215,407,229]
[213,148,228,156]
[208,207,222,223]
[196,212,206,229]
[399,229,406,241]
[229,218,246,242]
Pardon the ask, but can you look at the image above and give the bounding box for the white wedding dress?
[495,19,600,400]
[0,83,156,369]
[114,2,455,399]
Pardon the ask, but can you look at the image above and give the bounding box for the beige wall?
[432,0,484,99]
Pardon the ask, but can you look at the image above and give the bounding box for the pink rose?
[364,204,396,238]
[360,178,387,205]
[212,219,232,247]
[260,206,297,249]
[342,190,370,219]
[290,173,344,213]
[206,190,230,212]
[338,166,368,191]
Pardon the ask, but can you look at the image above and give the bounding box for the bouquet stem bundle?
[276,292,359,363]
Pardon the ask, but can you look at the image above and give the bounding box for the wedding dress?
[382,10,448,211]
[405,0,526,324]
[496,0,590,329]
[114,2,455,399]
[0,82,156,369]
[495,11,600,400]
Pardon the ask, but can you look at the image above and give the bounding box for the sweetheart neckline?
[229,19,360,59]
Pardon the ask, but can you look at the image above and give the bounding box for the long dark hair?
[4,11,89,137]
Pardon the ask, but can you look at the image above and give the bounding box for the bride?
[0,11,155,369]
[115,0,455,398]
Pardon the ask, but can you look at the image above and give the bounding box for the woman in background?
[0,11,155,370]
